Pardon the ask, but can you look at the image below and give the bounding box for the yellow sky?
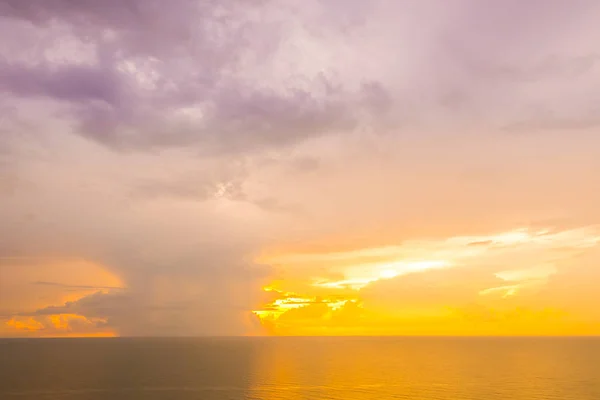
[253,226,600,336]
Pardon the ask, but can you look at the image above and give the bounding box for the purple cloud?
[1,0,394,153]
[0,62,121,104]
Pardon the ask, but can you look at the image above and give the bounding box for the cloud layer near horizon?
[2,0,600,336]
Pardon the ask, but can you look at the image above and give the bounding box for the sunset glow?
[250,227,600,335]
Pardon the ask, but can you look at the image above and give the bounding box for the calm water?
[1,337,599,399]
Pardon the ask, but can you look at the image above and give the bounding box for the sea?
[1,337,599,399]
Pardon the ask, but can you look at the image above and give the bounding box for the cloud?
[2,0,600,337]
[0,134,276,336]
[2,0,600,161]
[0,62,121,104]
[0,0,393,153]
[5,314,111,337]
[32,281,123,291]
[361,266,502,311]
[17,283,267,336]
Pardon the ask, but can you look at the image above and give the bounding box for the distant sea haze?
[1,337,599,400]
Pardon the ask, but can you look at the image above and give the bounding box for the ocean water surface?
[1,337,599,399]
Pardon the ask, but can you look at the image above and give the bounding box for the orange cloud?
[4,314,114,338]
[6,317,44,332]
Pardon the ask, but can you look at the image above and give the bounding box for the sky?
[1,0,600,337]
